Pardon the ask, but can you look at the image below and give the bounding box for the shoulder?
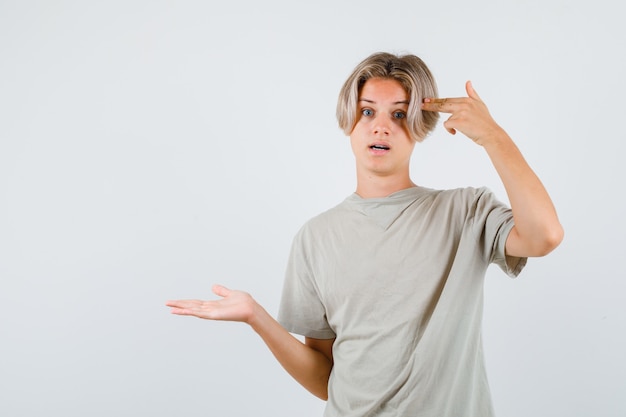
[303,197,354,228]
[422,186,496,209]
[291,198,352,243]
[439,185,492,199]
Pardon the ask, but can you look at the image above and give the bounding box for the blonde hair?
[336,52,439,142]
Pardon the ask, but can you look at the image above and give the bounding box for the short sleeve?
[277,225,336,339]
[473,187,527,278]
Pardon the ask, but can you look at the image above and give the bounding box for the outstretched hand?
[166,285,257,323]
[421,81,505,147]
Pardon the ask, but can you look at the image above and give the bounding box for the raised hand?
[421,81,505,147]
[422,81,563,257]
[166,284,257,323]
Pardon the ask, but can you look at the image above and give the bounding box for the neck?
[354,171,417,198]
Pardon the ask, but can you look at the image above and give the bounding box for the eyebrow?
[359,98,410,105]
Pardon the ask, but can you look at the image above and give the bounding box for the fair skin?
[421,80,564,256]
[165,76,563,401]
[166,285,334,400]
[349,78,416,197]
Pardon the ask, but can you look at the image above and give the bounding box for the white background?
[1,1,624,416]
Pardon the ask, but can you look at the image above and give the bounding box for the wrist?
[480,127,511,150]
[246,299,269,330]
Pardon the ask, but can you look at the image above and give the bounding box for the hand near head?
[166,285,257,323]
[421,81,505,147]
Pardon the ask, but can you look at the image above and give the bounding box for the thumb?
[212,284,231,298]
[466,80,482,102]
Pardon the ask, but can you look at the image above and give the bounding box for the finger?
[422,98,450,113]
[166,299,186,307]
[466,80,482,102]
[165,299,201,309]
[421,97,465,113]
[443,116,457,135]
[169,307,194,316]
[212,284,231,298]
[170,299,216,315]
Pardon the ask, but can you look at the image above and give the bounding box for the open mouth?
[370,144,390,151]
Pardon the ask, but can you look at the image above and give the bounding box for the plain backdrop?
[1,1,624,416]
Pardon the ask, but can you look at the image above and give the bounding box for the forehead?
[359,78,409,102]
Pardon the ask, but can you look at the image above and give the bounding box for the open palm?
[166,285,256,323]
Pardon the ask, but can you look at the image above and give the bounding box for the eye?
[393,111,406,120]
[361,108,374,117]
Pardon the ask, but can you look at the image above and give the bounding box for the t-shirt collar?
[344,187,428,230]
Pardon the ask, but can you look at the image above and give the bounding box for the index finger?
[165,299,202,308]
[421,97,459,113]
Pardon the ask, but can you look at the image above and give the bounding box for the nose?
[372,114,391,136]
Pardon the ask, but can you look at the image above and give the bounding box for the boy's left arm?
[422,81,564,257]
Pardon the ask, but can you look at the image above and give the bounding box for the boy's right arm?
[166,284,334,400]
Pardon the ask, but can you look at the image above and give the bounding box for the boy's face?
[350,77,415,179]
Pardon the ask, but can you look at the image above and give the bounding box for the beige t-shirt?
[278,186,526,417]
